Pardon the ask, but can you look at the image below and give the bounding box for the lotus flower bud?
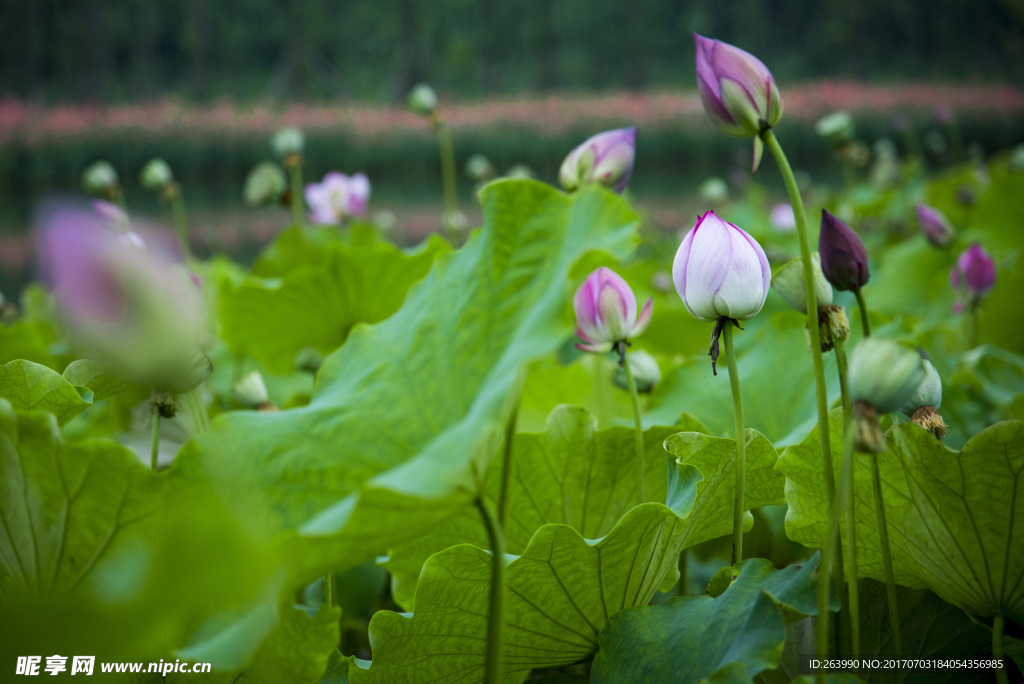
[770,203,796,231]
[407,83,439,117]
[815,111,855,145]
[81,160,120,196]
[950,243,996,308]
[232,370,276,411]
[574,267,653,354]
[34,203,207,391]
[559,128,637,194]
[614,350,661,393]
[698,177,729,205]
[673,210,770,322]
[693,34,783,139]
[271,126,305,158]
[818,210,870,292]
[848,338,926,414]
[140,158,174,191]
[771,254,833,315]
[915,204,956,249]
[305,171,371,224]
[505,164,535,180]
[244,162,288,207]
[465,154,496,182]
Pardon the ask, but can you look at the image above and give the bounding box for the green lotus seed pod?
[232,370,270,408]
[140,158,174,190]
[771,254,833,314]
[900,359,942,416]
[614,350,662,394]
[465,154,495,182]
[244,162,287,207]
[815,111,855,145]
[81,160,119,195]
[271,126,305,158]
[407,83,439,117]
[698,177,729,204]
[848,338,926,413]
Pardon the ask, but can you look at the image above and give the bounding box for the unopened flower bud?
[232,370,273,410]
[771,254,833,315]
[574,267,652,354]
[559,128,637,194]
[674,211,770,322]
[815,111,855,145]
[698,177,729,205]
[140,158,174,191]
[915,204,956,249]
[848,338,926,414]
[271,126,305,158]
[693,34,782,138]
[465,154,496,182]
[244,162,287,207]
[407,83,439,117]
[82,160,120,196]
[950,243,996,308]
[614,350,661,393]
[819,210,870,292]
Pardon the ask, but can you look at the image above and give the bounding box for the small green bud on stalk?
[815,111,855,146]
[407,83,439,118]
[244,162,288,207]
[614,350,661,394]
[848,338,926,451]
[271,126,305,159]
[82,160,120,197]
[465,154,496,182]
[232,370,276,411]
[140,158,174,191]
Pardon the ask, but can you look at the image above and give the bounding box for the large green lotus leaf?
[0,401,290,666]
[0,359,93,425]
[517,358,635,432]
[776,409,1024,620]
[251,223,382,278]
[172,604,342,684]
[382,405,698,609]
[218,233,448,374]
[0,320,63,368]
[645,311,841,445]
[62,359,129,401]
[591,556,824,684]
[346,427,785,681]
[176,180,639,579]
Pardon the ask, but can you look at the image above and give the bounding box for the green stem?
[834,337,857,659]
[171,192,192,261]
[477,498,505,684]
[854,289,871,338]
[497,393,519,530]
[993,614,1009,684]
[150,413,160,471]
[762,129,839,671]
[436,119,459,238]
[288,163,305,229]
[722,321,745,565]
[677,551,688,596]
[324,573,333,607]
[870,452,902,659]
[967,306,979,349]
[621,348,646,503]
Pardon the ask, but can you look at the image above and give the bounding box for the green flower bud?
[698,177,729,205]
[848,338,926,413]
[771,254,833,314]
[614,350,661,394]
[81,160,119,195]
[232,370,270,408]
[815,111,855,145]
[139,158,174,191]
[271,126,305,158]
[465,154,496,182]
[244,162,287,207]
[407,83,439,117]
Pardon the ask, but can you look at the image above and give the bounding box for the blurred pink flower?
[305,172,371,224]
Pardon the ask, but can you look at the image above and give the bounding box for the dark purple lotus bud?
[818,209,870,292]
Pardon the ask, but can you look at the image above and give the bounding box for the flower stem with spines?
[620,347,646,504]
[722,321,745,565]
[761,128,841,673]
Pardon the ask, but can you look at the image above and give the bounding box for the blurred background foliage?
[2,0,1022,102]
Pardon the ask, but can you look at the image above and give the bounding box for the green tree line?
[2,0,1022,103]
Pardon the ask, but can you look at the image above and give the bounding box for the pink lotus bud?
[559,128,637,194]
[693,34,782,139]
[950,243,996,308]
[818,210,870,292]
[915,204,956,248]
[672,210,770,322]
[305,172,371,224]
[34,203,206,390]
[574,267,652,354]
